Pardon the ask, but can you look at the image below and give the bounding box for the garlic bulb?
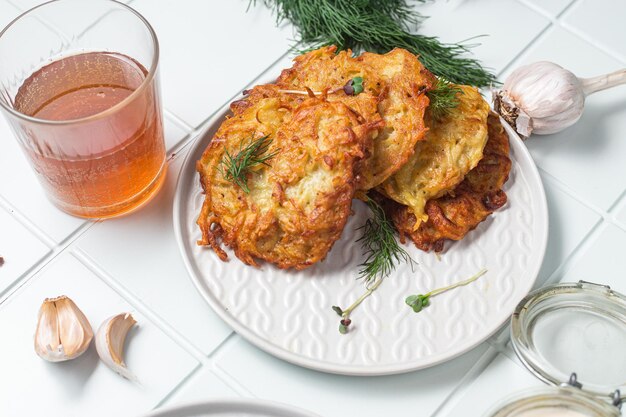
[95,313,137,381]
[34,296,93,362]
[494,62,626,138]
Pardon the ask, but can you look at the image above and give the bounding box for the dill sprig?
[219,135,278,193]
[331,197,415,334]
[357,197,415,284]
[258,0,496,87]
[427,78,463,120]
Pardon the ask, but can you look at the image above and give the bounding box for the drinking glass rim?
[0,0,160,126]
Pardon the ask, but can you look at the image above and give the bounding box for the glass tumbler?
[0,0,166,218]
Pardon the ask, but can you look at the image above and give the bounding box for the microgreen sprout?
[332,276,385,334]
[343,76,364,96]
[405,269,487,313]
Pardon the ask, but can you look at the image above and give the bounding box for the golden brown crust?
[377,85,490,228]
[197,89,382,269]
[384,113,511,252]
[276,46,435,190]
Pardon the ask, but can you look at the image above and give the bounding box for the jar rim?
[485,386,621,417]
[510,281,626,397]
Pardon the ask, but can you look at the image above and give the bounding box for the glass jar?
[485,281,625,417]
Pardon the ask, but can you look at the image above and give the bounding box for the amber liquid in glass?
[13,52,166,218]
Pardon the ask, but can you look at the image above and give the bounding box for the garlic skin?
[494,62,626,138]
[495,61,584,137]
[95,313,137,381]
[34,296,93,362]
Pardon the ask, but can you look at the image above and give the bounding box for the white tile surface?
[75,149,233,355]
[0,253,198,417]
[564,0,626,62]
[534,172,600,285]
[7,0,132,12]
[520,27,626,210]
[0,0,19,27]
[443,354,541,417]
[555,223,626,292]
[417,0,550,75]
[164,115,190,152]
[0,116,87,243]
[615,198,626,229]
[0,207,50,293]
[129,0,292,127]
[523,0,574,16]
[162,369,239,407]
[216,337,489,417]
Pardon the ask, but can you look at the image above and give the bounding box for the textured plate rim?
[173,104,549,376]
[140,398,322,417]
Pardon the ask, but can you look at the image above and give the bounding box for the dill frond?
[357,197,415,284]
[257,0,496,87]
[219,135,278,193]
[427,78,463,120]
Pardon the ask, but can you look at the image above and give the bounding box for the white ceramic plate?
[142,399,321,417]
[173,105,548,376]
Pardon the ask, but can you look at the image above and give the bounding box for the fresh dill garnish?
[219,135,278,193]
[406,269,487,313]
[332,197,415,334]
[427,78,463,120]
[256,0,496,87]
[357,197,415,284]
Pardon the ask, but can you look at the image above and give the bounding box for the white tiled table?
[1,1,624,416]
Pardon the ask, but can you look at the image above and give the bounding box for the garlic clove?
[95,313,137,381]
[34,296,93,362]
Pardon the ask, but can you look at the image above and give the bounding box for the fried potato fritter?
[385,113,512,252]
[379,85,490,228]
[276,46,435,190]
[197,90,382,269]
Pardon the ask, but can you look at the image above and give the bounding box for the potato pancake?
[276,46,434,190]
[197,90,382,269]
[385,112,511,252]
[379,85,490,229]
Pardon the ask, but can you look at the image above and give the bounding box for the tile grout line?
[164,109,196,134]
[542,219,609,286]
[537,166,626,229]
[494,19,554,79]
[152,333,250,408]
[152,363,205,409]
[430,347,500,417]
[153,334,256,409]
[71,247,211,364]
[560,22,626,67]
[212,359,259,398]
[0,221,96,303]
[0,194,58,248]
[500,0,585,79]
[161,48,294,154]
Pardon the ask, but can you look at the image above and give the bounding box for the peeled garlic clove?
[95,313,137,381]
[34,296,93,362]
